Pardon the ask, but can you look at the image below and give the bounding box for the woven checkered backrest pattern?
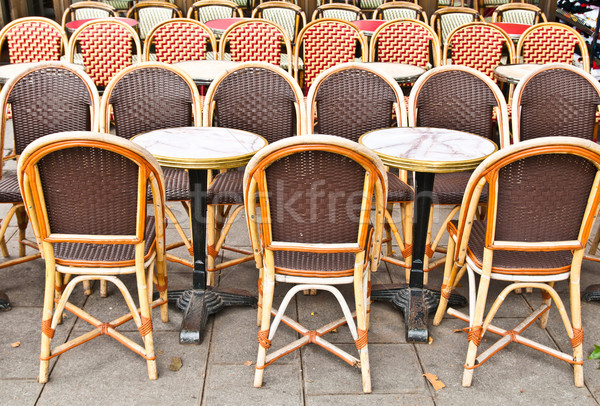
[360,0,383,9]
[263,8,298,44]
[75,8,112,19]
[153,22,210,63]
[382,8,418,20]
[78,23,133,87]
[227,22,283,65]
[195,6,235,23]
[521,26,579,65]
[6,21,62,63]
[376,22,432,68]
[302,22,360,89]
[501,9,536,24]
[321,9,359,21]
[440,13,474,43]
[138,7,176,39]
[483,0,509,5]
[449,25,507,81]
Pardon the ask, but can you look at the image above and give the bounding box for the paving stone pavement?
[2,125,600,405]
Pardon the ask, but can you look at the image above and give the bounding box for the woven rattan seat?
[433,172,487,205]
[206,170,243,205]
[387,172,414,202]
[0,174,22,203]
[273,251,356,274]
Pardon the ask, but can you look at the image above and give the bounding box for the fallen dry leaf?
[423,373,445,391]
[428,337,434,345]
[11,341,20,348]
[453,329,463,333]
[169,357,182,371]
[244,360,253,366]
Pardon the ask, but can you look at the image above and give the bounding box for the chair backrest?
[372,1,427,22]
[67,18,142,88]
[0,62,99,172]
[430,7,483,45]
[295,19,368,90]
[517,22,590,72]
[243,134,387,275]
[511,64,600,143]
[491,3,547,24]
[18,132,165,252]
[143,18,217,63]
[203,61,305,142]
[369,18,440,68]
[453,137,600,269]
[100,62,201,138]
[306,62,407,141]
[251,1,306,46]
[443,22,515,82]
[312,3,365,21]
[409,65,509,148]
[187,0,243,22]
[0,17,67,64]
[61,1,117,28]
[219,19,292,72]
[126,0,183,39]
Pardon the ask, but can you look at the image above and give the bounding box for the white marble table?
[133,127,267,344]
[0,62,84,85]
[362,62,426,84]
[174,60,243,86]
[494,63,540,85]
[360,127,497,342]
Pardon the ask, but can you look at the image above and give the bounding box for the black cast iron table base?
[0,290,10,311]
[582,284,600,302]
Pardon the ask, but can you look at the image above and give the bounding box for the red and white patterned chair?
[143,18,217,63]
[516,22,590,72]
[294,18,368,92]
[219,19,293,73]
[67,18,142,89]
[0,17,66,64]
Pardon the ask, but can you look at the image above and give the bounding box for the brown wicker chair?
[100,62,201,270]
[408,65,509,283]
[203,61,305,287]
[18,131,168,383]
[306,62,414,277]
[244,134,387,393]
[432,136,600,387]
[0,62,99,271]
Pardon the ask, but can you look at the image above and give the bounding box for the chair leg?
[570,252,584,387]
[16,205,28,257]
[433,236,456,326]
[354,265,371,393]
[538,282,554,329]
[0,204,19,258]
[100,280,108,297]
[39,243,56,383]
[206,204,217,287]
[257,266,264,326]
[134,244,157,380]
[255,253,275,388]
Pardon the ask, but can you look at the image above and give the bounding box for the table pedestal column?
[371,172,467,342]
[0,290,10,311]
[171,169,257,344]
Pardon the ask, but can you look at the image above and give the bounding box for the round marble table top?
[362,62,426,84]
[174,60,243,85]
[132,127,267,170]
[494,63,540,84]
[65,17,138,32]
[0,62,84,84]
[359,127,497,173]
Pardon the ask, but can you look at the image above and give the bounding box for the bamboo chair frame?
[372,1,427,21]
[251,1,306,47]
[0,62,99,271]
[491,3,547,24]
[408,65,510,284]
[516,22,590,72]
[18,131,168,383]
[218,19,293,73]
[243,134,388,393]
[142,18,218,63]
[202,61,305,286]
[430,7,483,46]
[311,3,366,21]
[431,136,600,387]
[61,1,117,29]
[305,62,413,274]
[100,61,202,270]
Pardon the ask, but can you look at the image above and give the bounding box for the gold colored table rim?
[359,127,498,173]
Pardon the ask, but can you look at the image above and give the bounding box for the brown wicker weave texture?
[518,69,600,141]
[9,67,92,155]
[314,67,397,142]
[266,150,365,272]
[212,66,299,143]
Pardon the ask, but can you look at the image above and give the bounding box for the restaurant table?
[351,19,386,37]
[174,60,243,86]
[65,17,138,33]
[490,22,531,41]
[359,127,497,342]
[205,17,247,36]
[132,127,267,344]
[361,62,426,84]
[494,63,540,84]
[0,62,84,85]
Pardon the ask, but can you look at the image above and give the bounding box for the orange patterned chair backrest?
[144,18,217,63]
[370,18,440,68]
[444,23,515,82]
[295,18,367,91]
[68,19,141,88]
[0,17,66,64]
[517,22,589,72]
[220,19,292,71]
